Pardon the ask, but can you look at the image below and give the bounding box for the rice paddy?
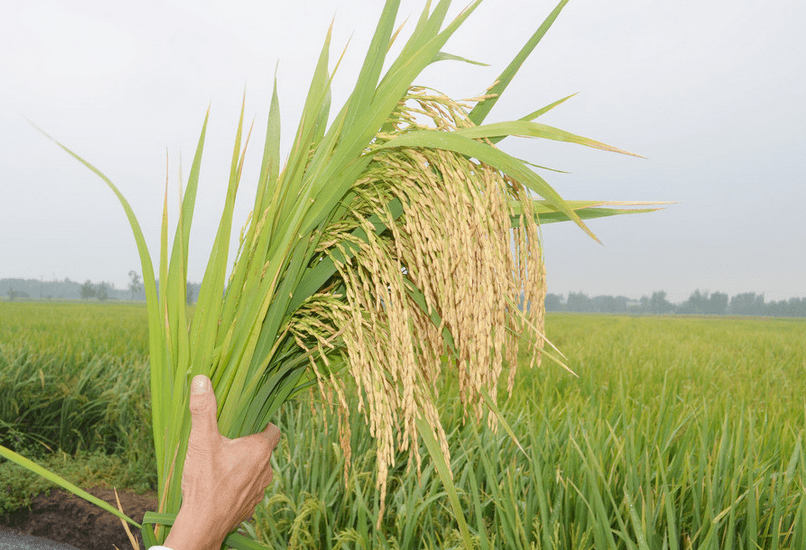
[2,301,805,549]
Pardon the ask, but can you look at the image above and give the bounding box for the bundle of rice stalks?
[2,0,658,547]
[287,89,553,513]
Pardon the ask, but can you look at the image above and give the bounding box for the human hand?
[163,375,281,550]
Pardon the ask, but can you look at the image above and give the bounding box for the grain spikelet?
[287,89,547,520]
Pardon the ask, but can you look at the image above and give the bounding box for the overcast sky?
[1,0,804,302]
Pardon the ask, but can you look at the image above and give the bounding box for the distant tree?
[7,287,18,301]
[128,270,142,300]
[680,289,707,315]
[788,297,806,318]
[545,293,564,311]
[707,292,728,315]
[649,291,675,315]
[766,299,786,317]
[96,282,112,301]
[592,294,627,313]
[80,280,96,300]
[730,292,765,316]
[186,282,201,305]
[615,296,630,312]
[567,291,592,313]
[10,289,31,300]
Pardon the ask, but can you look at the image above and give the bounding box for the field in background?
[1,302,805,549]
[0,301,153,507]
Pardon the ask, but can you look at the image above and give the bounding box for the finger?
[188,374,220,443]
[260,422,281,452]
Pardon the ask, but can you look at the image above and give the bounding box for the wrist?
[163,508,226,550]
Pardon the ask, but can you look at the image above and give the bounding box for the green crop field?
[0,301,154,504]
[2,302,805,549]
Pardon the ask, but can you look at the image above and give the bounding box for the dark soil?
[0,487,157,550]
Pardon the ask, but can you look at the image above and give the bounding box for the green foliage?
[250,314,806,549]
[17,1,658,544]
[0,449,152,514]
[0,302,154,484]
[0,301,148,359]
[0,351,144,456]
[80,280,95,300]
[95,281,112,301]
[2,304,805,548]
[36,3,656,541]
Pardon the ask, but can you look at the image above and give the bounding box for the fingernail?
[191,375,209,395]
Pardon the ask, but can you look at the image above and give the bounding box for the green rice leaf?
[189,100,246,382]
[517,92,578,122]
[416,417,474,550]
[341,0,400,135]
[468,0,570,125]
[376,129,598,241]
[479,387,527,458]
[454,120,643,157]
[256,71,281,221]
[431,51,488,66]
[510,200,665,226]
[0,444,140,528]
[34,126,166,466]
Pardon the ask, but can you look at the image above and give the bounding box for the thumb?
[188,374,220,443]
[260,422,281,452]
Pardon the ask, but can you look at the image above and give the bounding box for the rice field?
[2,301,805,549]
[0,302,151,476]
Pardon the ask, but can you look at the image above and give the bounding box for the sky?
[1,0,804,303]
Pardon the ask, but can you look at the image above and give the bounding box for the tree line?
[546,290,806,318]
[1,273,201,304]
[3,276,804,318]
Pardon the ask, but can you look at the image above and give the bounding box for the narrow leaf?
[416,417,475,550]
[431,51,488,66]
[377,129,598,241]
[469,0,570,125]
[455,120,643,157]
[0,444,140,528]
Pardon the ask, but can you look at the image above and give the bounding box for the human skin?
[163,374,281,550]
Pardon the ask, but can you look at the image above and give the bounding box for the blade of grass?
[377,129,598,241]
[0,444,140,528]
[478,387,527,458]
[468,0,570,125]
[511,203,665,227]
[455,120,643,157]
[417,417,474,550]
[431,51,488,66]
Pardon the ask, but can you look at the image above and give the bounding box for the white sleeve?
[149,547,172,550]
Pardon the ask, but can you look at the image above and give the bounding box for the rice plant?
[4,306,803,548]
[0,302,150,464]
[250,314,806,549]
[1,1,656,547]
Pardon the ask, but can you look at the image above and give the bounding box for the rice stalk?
[6,0,659,545]
[286,89,552,516]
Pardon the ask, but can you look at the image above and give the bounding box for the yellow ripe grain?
[285,89,547,521]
